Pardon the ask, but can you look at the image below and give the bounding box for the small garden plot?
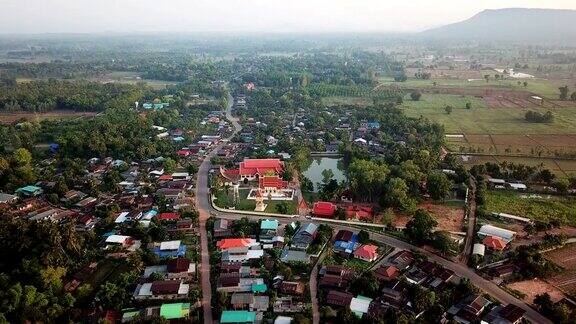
[484,190,576,226]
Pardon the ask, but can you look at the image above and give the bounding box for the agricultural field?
[306,83,403,100]
[381,73,563,99]
[402,98,576,134]
[458,155,576,177]
[447,134,576,157]
[484,190,576,226]
[0,110,98,124]
[545,244,576,296]
[322,96,372,107]
[89,71,179,90]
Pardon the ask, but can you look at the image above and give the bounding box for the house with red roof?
[345,205,373,221]
[177,150,191,157]
[313,202,337,218]
[259,176,288,194]
[216,238,258,250]
[239,159,284,180]
[483,236,507,251]
[353,244,378,262]
[157,212,180,222]
[374,265,399,281]
[158,174,173,181]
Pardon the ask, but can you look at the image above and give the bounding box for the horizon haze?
[2,0,576,34]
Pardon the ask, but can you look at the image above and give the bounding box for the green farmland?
[484,190,576,226]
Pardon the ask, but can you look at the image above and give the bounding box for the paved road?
[195,92,551,324]
[196,91,240,324]
[460,177,477,264]
[310,238,330,324]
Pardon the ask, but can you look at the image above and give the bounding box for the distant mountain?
[421,8,576,44]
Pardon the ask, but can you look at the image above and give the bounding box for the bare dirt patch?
[506,278,565,305]
[0,110,98,124]
[392,201,465,233]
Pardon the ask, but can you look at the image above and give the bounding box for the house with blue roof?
[367,121,380,129]
[333,229,359,258]
[153,240,187,259]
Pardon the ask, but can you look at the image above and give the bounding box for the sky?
[1,0,576,34]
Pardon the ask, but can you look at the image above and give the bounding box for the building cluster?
[214,218,315,324]
[318,246,526,324]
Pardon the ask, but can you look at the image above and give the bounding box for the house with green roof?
[251,283,267,293]
[160,302,190,320]
[220,310,256,323]
[15,185,43,197]
[260,219,279,242]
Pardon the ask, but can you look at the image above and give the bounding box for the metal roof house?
[15,185,43,197]
[220,310,257,323]
[477,225,516,244]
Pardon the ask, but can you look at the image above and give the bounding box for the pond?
[302,157,346,192]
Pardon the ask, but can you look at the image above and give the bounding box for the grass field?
[484,190,576,225]
[379,77,561,98]
[401,94,576,134]
[214,188,297,214]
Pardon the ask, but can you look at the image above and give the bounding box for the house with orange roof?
[353,244,378,262]
[344,205,373,221]
[483,236,507,251]
[217,238,259,250]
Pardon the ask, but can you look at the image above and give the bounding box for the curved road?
[195,91,551,324]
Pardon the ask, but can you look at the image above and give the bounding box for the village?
[1,31,576,324]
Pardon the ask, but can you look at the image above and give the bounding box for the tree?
[382,177,410,210]
[404,209,437,245]
[553,178,570,195]
[350,272,379,298]
[275,201,289,214]
[465,102,471,109]
[357,230,370,244]
[12,148,32,166]
[163,158,177,173]
[559,86,569,100]
[432,231,458,255]
[444,105,453,114]
[410,91,422,101]
[348,159,389,202]
[427,172,453,200]
[571,92,576,101]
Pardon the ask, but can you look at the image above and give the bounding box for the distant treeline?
[0,79,146,112]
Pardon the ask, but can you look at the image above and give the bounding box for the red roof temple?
[259,176,288,190]
[239,159,284,177]
[313,201,337,218]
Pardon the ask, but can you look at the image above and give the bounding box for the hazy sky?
[1,0,576,34]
